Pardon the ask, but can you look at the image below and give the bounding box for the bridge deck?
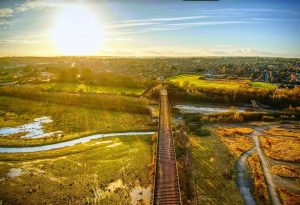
[153,89,181,205]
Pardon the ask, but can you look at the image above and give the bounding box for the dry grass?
[0,135,153,205]
[260,136,300,163]
[248,154,270,204]
[272,165,300,178]
[264,128,300,139]
[278,188,300,205]
[217,127,253,136]
[216,127,253,156]
[189,133,244,205]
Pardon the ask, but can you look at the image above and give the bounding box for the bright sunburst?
[52,5,104,56]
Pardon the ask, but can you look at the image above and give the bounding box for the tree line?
[0,86,151,115]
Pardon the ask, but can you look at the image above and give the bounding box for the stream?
[0,132,155,153]
[174,104,248,114]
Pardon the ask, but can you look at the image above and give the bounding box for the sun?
[52,5,104,56]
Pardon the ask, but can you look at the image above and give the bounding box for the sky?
[0,0,300,57]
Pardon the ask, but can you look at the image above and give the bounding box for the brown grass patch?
[248,154,270,204]
[278,188,300,205]
[264,128,300,139]
[217,128,253,156]
[217,127,253,136]
[260,136,300,163]
[272,165,300,178]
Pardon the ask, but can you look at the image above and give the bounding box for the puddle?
[130,186,151,205]
[7,168,22,178]
[0,116,62,139]
[174,104,246,114]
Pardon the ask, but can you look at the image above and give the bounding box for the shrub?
[262,116,275,122]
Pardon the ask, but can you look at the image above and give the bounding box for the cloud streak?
[122,15,208,23]
[15,0,67,13]
[0,8,14,17]
[99,47,289,58]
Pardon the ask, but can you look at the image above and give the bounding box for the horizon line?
[0,55,299,59]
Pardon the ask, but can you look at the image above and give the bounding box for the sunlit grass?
[251,82,277,90]
[0,96,153,146]
[167,74,247,90]
[167,74,277,90]
[189,129,244,204]
[24,82,145,96]
[0,135,153,204]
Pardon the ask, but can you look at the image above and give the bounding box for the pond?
[174,104,247,114]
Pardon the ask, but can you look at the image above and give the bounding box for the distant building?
[261,70,272,82]
[289,73,298,83]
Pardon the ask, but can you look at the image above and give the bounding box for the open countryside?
[0,0,300,205]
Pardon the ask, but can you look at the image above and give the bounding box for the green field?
[0,135,153,204]
[250,81,277,90]
[23,82,145,96]
[167,74,247,90]
[189,128,243,205]
[167,74,276,90]
[0,96,153,146]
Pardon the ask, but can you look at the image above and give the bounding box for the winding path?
[231,124,282,205]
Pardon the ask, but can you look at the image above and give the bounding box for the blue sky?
[0,0,299,57]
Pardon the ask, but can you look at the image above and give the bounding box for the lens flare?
[52,5,104,55]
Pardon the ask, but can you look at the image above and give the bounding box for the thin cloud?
[107,21,250,35]
[105,22,160,29]
[0,19,13,29]
[0,8,14,17]
[122,15,208,23]
[16,0,67,13]
[98,47,284,57]
[166,21,249,27]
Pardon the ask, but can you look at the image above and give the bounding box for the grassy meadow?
[0,96,154,147]
[0,135,154,204]
[189,128,244,205]
[167,74,276,90]
[24,82,145,96]
[250,82,277,90]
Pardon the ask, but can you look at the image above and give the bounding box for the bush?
[195,128,210,136]
[262,115,275,122]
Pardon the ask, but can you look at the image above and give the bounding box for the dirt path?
[251,127,282,205]
[218,123,282,205]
